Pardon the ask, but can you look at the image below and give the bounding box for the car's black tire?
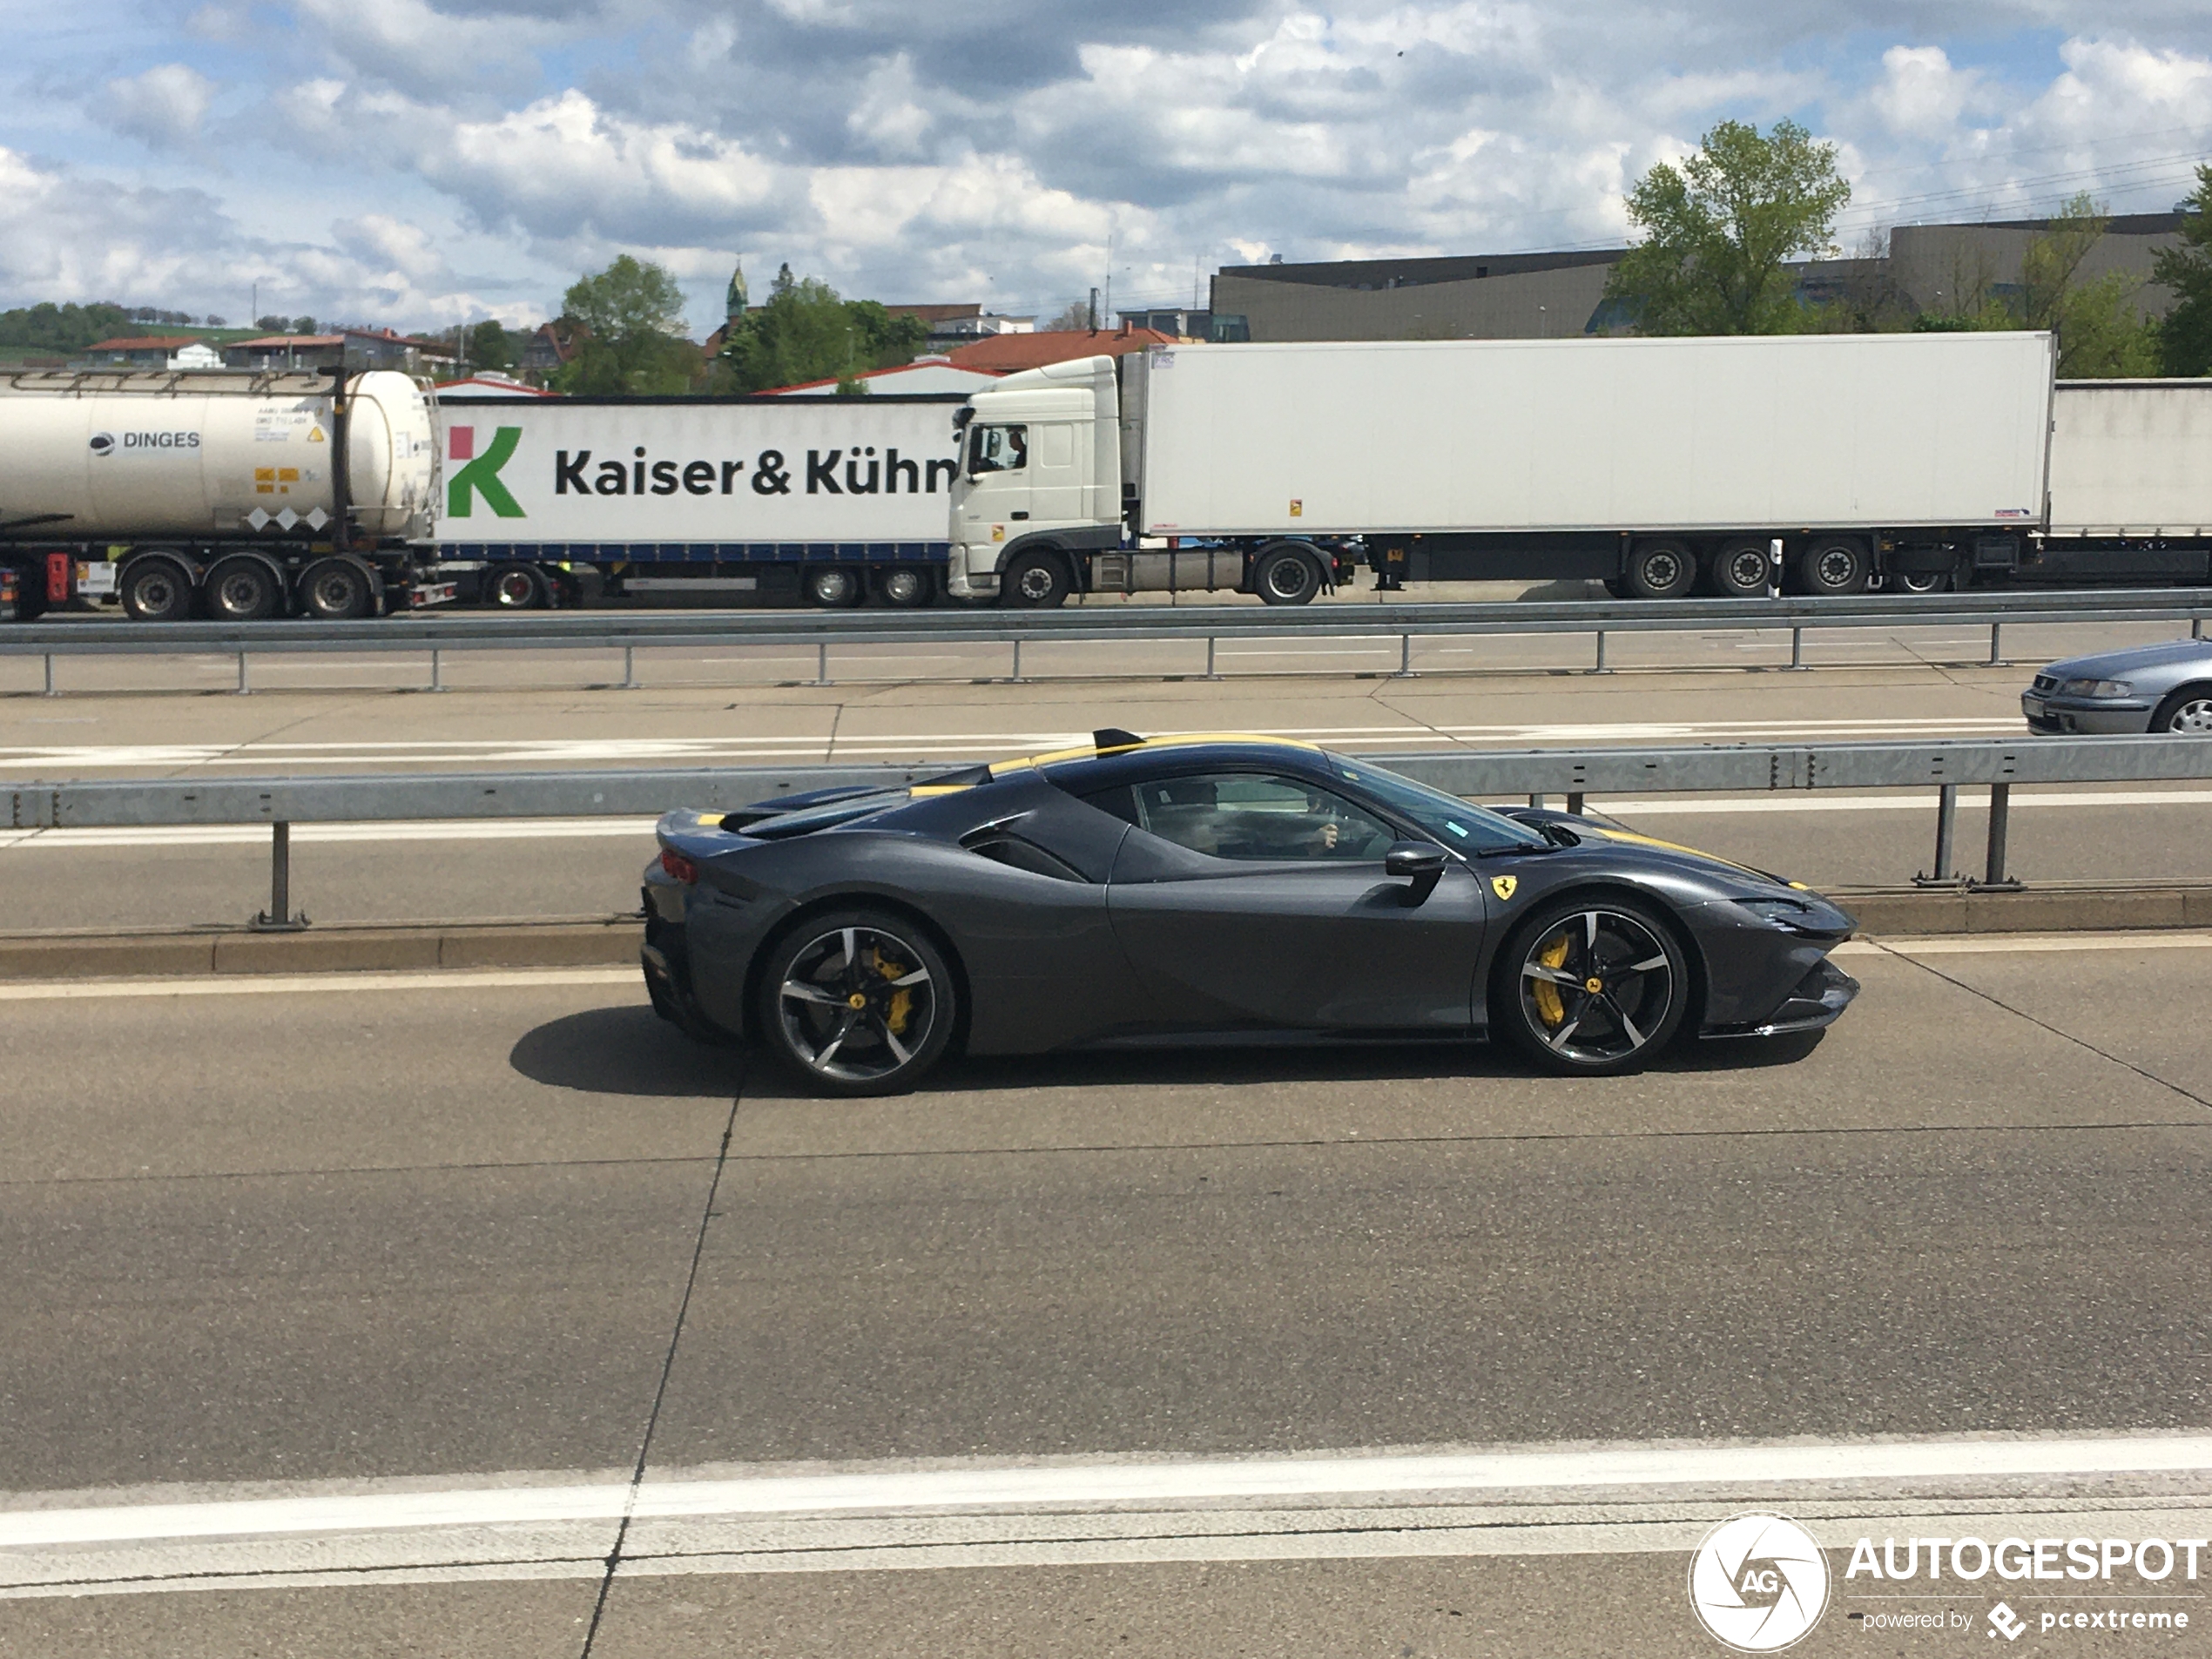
[1703,538,1773,598]
[485,562,548,610]
[299,556,375,620]
[755,909,957,1096]
[1623,538,1696,599]
[1492,894,1691,1076]
[1001,549,1073,608]
[1793,537,1871,596]
[804,566,865,608]
[1253,545,1323,605]
[875,566,934,609]
[203,556,283,621]
[120,556,194,623]
[2151,685,2212,735]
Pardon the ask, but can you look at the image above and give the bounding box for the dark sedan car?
[641,732,1858,1095]
[2023,638,2212,735]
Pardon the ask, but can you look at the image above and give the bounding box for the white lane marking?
[0,819,660,850]
[0,968,640,1001]
[1610,788,2212,815]
[6,1433,2212,1551]
[1839,931,2212,955]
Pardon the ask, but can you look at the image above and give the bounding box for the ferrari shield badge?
[1490,875,1518,901]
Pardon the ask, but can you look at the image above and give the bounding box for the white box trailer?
[946,333,2064,604]
[2029,380,2212,586]
[435,394,967,608]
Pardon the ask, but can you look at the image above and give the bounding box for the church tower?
[725,261,749,323]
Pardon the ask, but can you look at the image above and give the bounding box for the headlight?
[2059,678,2132,698]
[1737,897,1816,931]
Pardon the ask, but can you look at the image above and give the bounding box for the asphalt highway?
[6,938,2212,1654]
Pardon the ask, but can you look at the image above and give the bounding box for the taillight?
[659,849,698,884]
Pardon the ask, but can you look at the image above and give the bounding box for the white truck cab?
[948,355,1124,604]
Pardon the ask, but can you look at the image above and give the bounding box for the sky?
[2,0,2209,338]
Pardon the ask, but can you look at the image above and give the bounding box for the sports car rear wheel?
[758,911,954,1096]
[1496,897,1689,1076]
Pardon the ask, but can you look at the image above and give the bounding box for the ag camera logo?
[1689,1513,1831,1651]
[88,431,114,457]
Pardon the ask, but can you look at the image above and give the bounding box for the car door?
[1092,770,1490,1032]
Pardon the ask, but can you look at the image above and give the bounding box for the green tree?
[1914,194,2161,375]
[1605,118,1852,335]
[460,320,518,372]
[711,265,929,393]
[0,300,133,351]
[552,255,702,395]
[2155,165,2212,376]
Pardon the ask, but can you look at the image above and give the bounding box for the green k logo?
[447,425,525,518]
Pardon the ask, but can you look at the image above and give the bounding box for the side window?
[968,423,1028,475]
[1123,772,1396,862]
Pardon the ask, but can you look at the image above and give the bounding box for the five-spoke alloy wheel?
[758,911,955,1096]
[1497,897,1689,1075]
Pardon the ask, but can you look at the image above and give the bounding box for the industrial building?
[1208,211,2193,342]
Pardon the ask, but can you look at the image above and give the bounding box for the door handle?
[1010,511,1029,520]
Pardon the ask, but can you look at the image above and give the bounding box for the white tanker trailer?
[0,368,446,621]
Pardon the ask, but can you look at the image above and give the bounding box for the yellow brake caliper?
[1533,933,1571,1028]
[871,948,913,1035]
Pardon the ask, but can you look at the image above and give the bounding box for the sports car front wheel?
[757,910,955,1096]
[1495,897,1689,1076]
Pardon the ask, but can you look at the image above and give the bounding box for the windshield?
[1328,756,1547,854]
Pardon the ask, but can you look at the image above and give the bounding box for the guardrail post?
[1591,630,1610,674]
[2196,617,2205,641]
[814,643,832,687]
[1988,623,2006,667]
[1527,793,1546,810]
[248,822,307,932]
[43,653,56,697]
[1982,782,2017,887]
[236,651,250,695]
[1566,792,1585,816]
[1914,783,1959,885]
[429,648,445,693]
[1393,634,1415,678]
[1009,639,1024,684]
[1203,637,1222,680]
[621,644,638,691]
[1788,626,1807,671]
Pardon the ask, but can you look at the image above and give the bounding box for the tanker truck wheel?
[120,556,193,624]
[204,556,282,622]
[299,557,375,621]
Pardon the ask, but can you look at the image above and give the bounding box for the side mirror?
[1385,840,1446,906]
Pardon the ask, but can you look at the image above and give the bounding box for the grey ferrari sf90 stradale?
[641,732,1858,1095]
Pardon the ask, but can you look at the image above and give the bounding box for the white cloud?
[100,64,218,147]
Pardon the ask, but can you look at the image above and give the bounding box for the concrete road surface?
[5,934,2212,1653]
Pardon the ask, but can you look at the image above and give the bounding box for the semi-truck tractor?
[944,333,2212,605]
[0,368,443,620]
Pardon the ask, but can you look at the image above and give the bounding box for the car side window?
[1117,772,1396,862]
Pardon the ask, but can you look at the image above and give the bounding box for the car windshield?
[1329,756,1548,854]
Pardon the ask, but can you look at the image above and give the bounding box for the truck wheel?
[1001,550,1072,608]
[203,556,282,622]
[121,557,193,623]
[804,566,864,608]
[1795,537,1871,596]
[1253,545,1322,605]
[1703,538,1772,598]
[299,557,375,621]
[876,568,933,609]
[485,562,547,610]
[1623,538,1696,599]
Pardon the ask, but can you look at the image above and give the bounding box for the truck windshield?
[1329,756,1547,854]
[968,424,1028,475]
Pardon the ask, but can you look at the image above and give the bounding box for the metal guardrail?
[7,589,2211,691]
[10,737,2209,927]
